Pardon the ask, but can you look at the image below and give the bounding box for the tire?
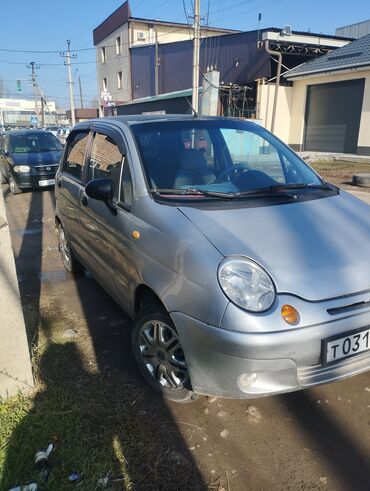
[57,223,84,274]
[8,174,21,195]
[132,304,197,403]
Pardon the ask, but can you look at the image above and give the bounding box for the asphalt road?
[4,185,370,491]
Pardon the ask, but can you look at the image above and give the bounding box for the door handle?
[81,194,88,206]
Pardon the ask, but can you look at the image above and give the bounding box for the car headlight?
[218,257,276,312]
[13,165,30,173]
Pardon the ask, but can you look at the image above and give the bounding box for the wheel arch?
[134,284,166,314]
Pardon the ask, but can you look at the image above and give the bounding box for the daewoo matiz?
[55,115,370,402]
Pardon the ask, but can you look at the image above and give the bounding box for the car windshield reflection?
[131,120,326,199]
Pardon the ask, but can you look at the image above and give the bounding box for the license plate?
[323,328,370,364]
[38,179,55,187]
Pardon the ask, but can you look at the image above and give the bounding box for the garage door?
[304,79,365,153]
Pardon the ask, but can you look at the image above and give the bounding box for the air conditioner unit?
[281,25,292,36]
[137,31,147,40]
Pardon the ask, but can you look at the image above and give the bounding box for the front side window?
[131,120,327,201]
[87,132,124,200]
[63,131,89,181]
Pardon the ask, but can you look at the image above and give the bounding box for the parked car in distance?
[0,129,63,194]
[44,125,60,137]
[55,115,370,403]
[57,127,71,141]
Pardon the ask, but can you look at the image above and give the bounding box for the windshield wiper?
[151,187,297,200]
[268,182,335,191]
[232,182,335,197]
[151,188,235,199]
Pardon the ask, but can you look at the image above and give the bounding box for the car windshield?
[131,120,324,198]
[10,133,63,153]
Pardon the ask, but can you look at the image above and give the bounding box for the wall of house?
[258,83,293,143]
[288,70,370,154]
[129,21,231,47]
[96,23,131,104]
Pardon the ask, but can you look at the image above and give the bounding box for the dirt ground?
[1,178,370,490]
[310,160,370,192]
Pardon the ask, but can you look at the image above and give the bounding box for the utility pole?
[40,96,45,127]
[191,0,200,115]
[79,76,84,108]
[26,61,40,126]
[154,27,159,97]
[60,40,77,127]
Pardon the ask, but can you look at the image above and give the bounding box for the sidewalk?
[300,151,370,165]
[0,188,33,400]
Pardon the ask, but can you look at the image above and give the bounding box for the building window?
[100,47,106,63]
[117,71,122,89]
[103,78,108,91]
[116,36,121,55]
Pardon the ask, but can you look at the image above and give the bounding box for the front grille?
[34,164,59,174]
[297,351,370,387]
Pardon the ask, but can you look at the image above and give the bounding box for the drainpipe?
[264,40,282,134]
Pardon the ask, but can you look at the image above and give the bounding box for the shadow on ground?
[1,188,206,490]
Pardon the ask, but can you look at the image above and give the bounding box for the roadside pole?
[26,62,40,127]
[192,0,200,115]
[61,40,76,127]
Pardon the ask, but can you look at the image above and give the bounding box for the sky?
[0,0,369,109]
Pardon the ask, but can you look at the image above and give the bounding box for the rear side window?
[87,132,124,200]
[63,131,89,181]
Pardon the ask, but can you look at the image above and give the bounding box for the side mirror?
[85,178,116,214]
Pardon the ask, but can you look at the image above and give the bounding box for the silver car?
[55,115,370,402]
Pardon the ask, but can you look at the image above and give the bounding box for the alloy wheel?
[59,226,71,269]
[139,320,188,389]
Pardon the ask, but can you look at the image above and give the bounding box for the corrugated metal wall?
[336,20,370,39]
[130,30,271,100]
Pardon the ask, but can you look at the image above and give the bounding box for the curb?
[0,186,34,400]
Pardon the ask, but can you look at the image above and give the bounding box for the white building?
[0,98,57,127]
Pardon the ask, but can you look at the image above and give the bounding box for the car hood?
[179,192,370,301]
[11,151,62,166]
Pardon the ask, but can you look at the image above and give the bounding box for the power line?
[0,19,228,56]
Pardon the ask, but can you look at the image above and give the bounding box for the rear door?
[56,128,91,261]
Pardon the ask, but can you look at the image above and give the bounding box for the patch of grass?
[0,307,206,490]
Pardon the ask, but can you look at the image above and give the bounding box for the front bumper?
[171,296,370,398]
[13,166,58,189]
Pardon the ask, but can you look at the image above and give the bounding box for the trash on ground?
[8,484,38,491]
[68,472,82,482]
[97,477,109,488]
[34,443,54,481]
[62,328,78,339]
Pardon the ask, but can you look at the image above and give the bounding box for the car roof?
[7,129,50,136]
[74,114,259,129]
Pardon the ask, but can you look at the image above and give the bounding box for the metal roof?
[285,33,370,79]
